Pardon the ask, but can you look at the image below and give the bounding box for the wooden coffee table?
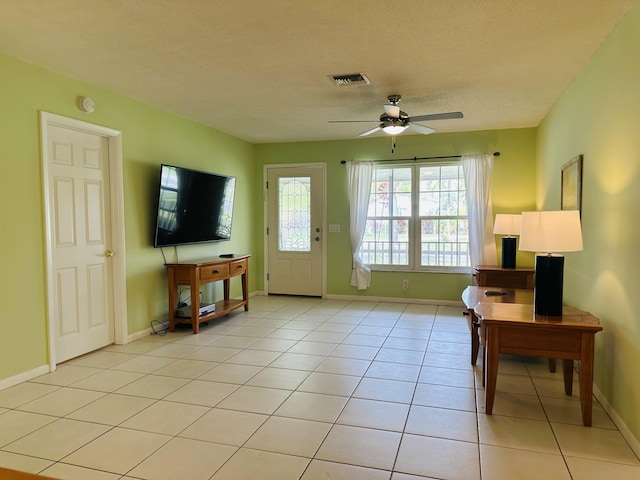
[473,302,602,426]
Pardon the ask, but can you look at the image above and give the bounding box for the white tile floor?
[0,295,639,480]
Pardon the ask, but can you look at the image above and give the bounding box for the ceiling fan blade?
[383,104,401,118]
[408,123,436,135]
[409,112,464,122]
[358,125,382,137]
[328,120,379,123]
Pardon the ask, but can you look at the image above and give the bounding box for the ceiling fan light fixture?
[329,94,463,139]
[382,123,408,135]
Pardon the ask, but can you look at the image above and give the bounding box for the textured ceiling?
[0,0,634,143]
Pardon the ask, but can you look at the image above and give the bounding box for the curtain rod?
[339,151,500,165]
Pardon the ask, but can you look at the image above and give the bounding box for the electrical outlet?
[402,279,409,291]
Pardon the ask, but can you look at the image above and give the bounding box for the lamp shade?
[519,210,583,253]
[493,214,522,236]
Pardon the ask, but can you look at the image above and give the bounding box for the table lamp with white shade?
[519,210,583,316]
[493,214,522,268]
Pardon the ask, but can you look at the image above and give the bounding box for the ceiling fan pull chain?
[391,135,396,153]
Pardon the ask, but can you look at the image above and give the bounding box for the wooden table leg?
[191,269,200,334]
[562,360,574,395]
[223,278,230,301]
[167,269,177,332]
[482,346,486,388]
[469,311,479,366]
[484,326,500,415]
[242,271,249,311]
[579,334,596,426]
[481,323,487,388]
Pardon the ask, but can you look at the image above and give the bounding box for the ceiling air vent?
[330,73,371,87]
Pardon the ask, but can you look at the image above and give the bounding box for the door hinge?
[266,227,269,235]
[265,181,269,189]
[266,273,269,281]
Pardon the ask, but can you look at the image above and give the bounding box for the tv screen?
[153,164,236,247]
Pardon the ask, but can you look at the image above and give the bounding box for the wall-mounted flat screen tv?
[153,164,236,247]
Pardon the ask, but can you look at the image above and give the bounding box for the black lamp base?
[534,255,564,316]
[501,237,517,269]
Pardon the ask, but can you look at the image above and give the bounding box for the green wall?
[0,53,259,381]
[257,127,537,301]
[537,3,640,441]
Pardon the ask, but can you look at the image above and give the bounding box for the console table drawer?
[229,259,248,277]
[200,264,229,281]
[473,265,535,289]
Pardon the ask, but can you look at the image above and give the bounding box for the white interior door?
[42,114,126,364]
[266,165,324,296]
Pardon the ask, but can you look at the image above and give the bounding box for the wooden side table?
[461,286,534,366]
[474,302,602,426]
[473,265,535,289]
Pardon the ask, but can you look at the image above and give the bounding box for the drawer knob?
[213,269,220,274]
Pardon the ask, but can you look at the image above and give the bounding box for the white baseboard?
[593,384,640,459]
[323,293,464,307]
[125,321,169,343]
[0,365,50,391]
[126,327,155,343]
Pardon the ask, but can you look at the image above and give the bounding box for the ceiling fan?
[329,94,463,137]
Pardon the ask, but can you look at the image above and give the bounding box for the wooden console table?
[165,255,250,334]
[473,265,535,289]
[474,302,602,426]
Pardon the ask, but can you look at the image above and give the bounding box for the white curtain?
[346,161,373,289]
[462,154,497,268]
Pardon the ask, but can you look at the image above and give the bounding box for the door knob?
[104,250,115,257]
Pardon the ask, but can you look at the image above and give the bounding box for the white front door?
[266,165,325,296]
[42,113,127,364]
